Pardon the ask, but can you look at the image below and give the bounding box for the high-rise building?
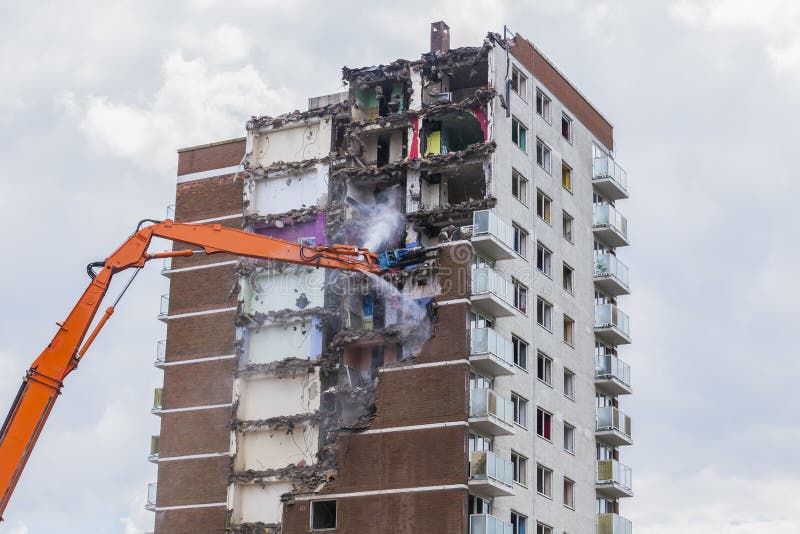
[147,22,633,534]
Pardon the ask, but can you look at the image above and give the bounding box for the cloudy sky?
[1,0,799,532]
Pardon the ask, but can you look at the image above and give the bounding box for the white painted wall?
[247,318,322,363]
[235,424,319,471]
[240,265,325,315]
[247,164,329,215]
[236,372,321,421]
[231,482,293,524]
[250,120,332,167]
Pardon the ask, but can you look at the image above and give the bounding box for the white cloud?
[72,50,294,174]
[631,468,800,533]
[670,0,800,80]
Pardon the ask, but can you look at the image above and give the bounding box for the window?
[561,162,572,192]
[563,315,574,346]
[537,407,552,440]
[563,423,575,454]
[564,369,575,399]
[563,477,575,509]
[537,352,552,386]
[512,335,528,370]
[512,393,528,428]
[562,113,573,142]
[470,310,493,330]
[513,279,528,314]
[537,297,552,331]
[469,493,491,515]
[512,169,528,205]
[562,212,573,242]
[536,89,551,123]
[470,371,493,390]
[513,224,528,257]
[536,465,553,498]
[511,511,528,534]
[511,451,528,485]
[511,66,528,100]
[536,190,551,224]
[536,138,551,174]
[562,263,574,294]
[536,242,552,276]
[311,500,337,530]
[512,117,527,152]
[469,432,493,452]
[537,523,553,534]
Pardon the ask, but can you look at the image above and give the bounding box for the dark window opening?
[311,500,337,530]
[377,134,391,166]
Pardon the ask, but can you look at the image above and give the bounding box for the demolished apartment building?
[150,21,634,534]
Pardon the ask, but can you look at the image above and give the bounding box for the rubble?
[228,522,281,534]
[243,206,322,229]
[247,103,347,131]
[234,358,314,379]
[231,411,322,433]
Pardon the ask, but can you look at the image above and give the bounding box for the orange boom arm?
[0,220,381,519]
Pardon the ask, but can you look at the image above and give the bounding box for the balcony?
[469,514,513,534]
[596,406,633,447]
[596,460,633,498]
[471,267,517,318]
[595,354,632,396]
[469,388,515,436]
[598,513,632,534]
[148,435,160,463]
[593,155,629,200]
[157,294,169,321]
[152,388,163,415]
[471,210,516,260]
[595,304,631,345]
[593,204,629,248]
[145,483,157,511]
[470,328,515,377]
[166,204,175,220]
[468,451,515,497]
[161,256,172,275]
[155,340,166,369]
[594,253,630,296]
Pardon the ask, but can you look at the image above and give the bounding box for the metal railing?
[596,354,631,387]
[595,304,631,338]
[153,388,163,411]
[593,155,628,193]
[469,514,513,534]
[158,294,169,319]
[594,253,630,288]
[598,513,632,534]
[597,406,632,438]
[597,459,633,491]
[166,204,175,220]
[471,267,514,306]
[471,328,514,366]
[469,451,514,488]
[150,435,160,457]
[156,340,166,365]
[146,483,157,510]
[470,388,514,426]
[473,210,515,251]
[593,204,628,239]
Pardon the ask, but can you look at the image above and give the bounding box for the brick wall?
[165,311,237,361]
[177,138,245,176]
[155,506,228,534]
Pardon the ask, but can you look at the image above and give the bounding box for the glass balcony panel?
[146,483,157,510]
[593,204,629,247]
[597,459,633,490]
[594,253,630,287]
[595,304,631,338]
[158,294,169,319]
[156,340,166,364]
[471,268,514,305]
[469,514,513,534]
[472,210,516,257]
[596,406,632,438]
[153,388,163,410]
[598,513,633,534]
[593,156,628,195]
[470,389,514,426]
[596,354,631,387]
[150,435,160,456]
[470,451,514,487]
[471,328,514,365]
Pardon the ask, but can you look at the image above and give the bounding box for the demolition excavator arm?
[0,220,383,520]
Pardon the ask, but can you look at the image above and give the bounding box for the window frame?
[537,407,553,441]
[561,162,572,193]
[512,116,528,153]
[513,278,528,314]
[513,223,528,258]
[511,65,528,101]
[511,450,528,486]
[563,477,575,509]
[564,369,575,400]
[537,296,553,331]
[562,263,574,294]
[537,351,552,387]
[536,138,552,174]
[536,241,552,277]
[561,113,573,143]
[563,422,575,454]
[310,500,338,530]
[536,464,553,498]
[562,212,573,243]
[511,511,528,534]
[511,392,528,429]
[536,88,552,124]
[537,190,552,225]
[512,168,528,206]
[563,314,575,347]
[512,335,528,371]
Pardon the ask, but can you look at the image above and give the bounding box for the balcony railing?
[471,267,516,317]
[469,388,515,435]
[595,303,631,344]
[470,451,514,489]
[158,294,169,320]
[598,513,632,534]
[593,204,629,247]
[166,204,175,220]
[470,328,515,375]
[593,155,628,199]
[469,514,513,534]
[597,459,633,495]
[472,210,516,259]
[162,256,172,273]
[149,435,160,462]
[594,253,630,295]
[146,483,157,511]
[152,388,163,412]
[155,340,166,366]
[597,406,633,444]
[596,354,631,389]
